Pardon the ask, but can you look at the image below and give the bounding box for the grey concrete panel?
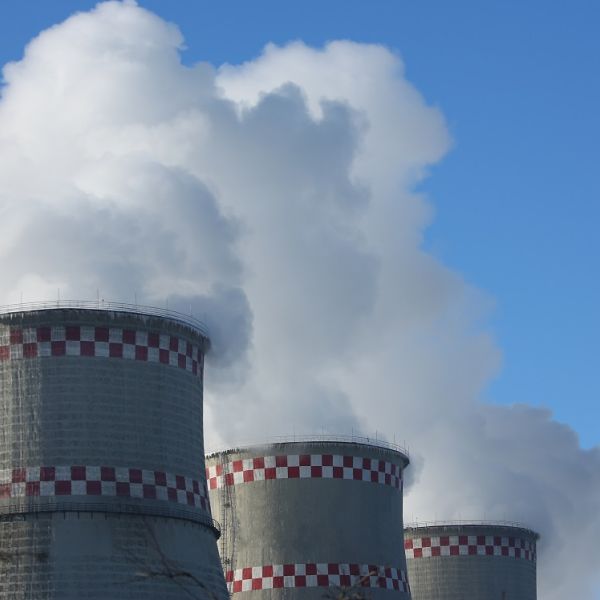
[404,524,538,600]
[207,441,412,600]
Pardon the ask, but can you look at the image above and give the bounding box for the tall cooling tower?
[0,305,227,599]
[404,523,539,600]
[205,438,411,600]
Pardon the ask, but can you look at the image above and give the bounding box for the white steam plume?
[0,2,598,598]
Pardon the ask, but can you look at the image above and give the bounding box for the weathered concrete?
[206,440,412,600]
[404,523,538,600]
[0,308,226,600]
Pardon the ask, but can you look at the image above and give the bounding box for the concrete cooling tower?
[0,304,227,600]
[205,438,411,600]
[404,522,539,600]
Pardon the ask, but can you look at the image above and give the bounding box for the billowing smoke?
[0,2,598,598]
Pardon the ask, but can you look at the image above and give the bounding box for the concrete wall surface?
[206,440,412,600]
[404,524,538,600]
[0,308,226,600]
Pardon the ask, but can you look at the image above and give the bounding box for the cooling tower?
[205,438,411,600]
[0,304,227,599]
[404,523,539,600]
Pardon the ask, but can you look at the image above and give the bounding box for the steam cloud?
[0,2,598,598]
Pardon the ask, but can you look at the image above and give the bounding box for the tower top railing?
[207,433,409,459]
[0,300,210,340]
[404,520,540,538]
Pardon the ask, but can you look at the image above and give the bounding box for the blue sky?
[0,0,598,447]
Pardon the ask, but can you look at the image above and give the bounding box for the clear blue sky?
[1,1,598,447]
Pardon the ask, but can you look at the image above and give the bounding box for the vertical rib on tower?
[0,307,227,599]
[206,439,412,600]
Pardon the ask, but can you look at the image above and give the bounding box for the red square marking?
[129,469,143,484]
[333,467,343,478]
[322,454,333,466]
[95,327,109,342]
[169,336,179,351]
[306,564,317,575]
[450,545,459,556]
[65,326,80,341]
[12,469,26,483]
[10,329,23,345]
[40,467,55,481]
[253,457,265,469]
[283,564,295,576]
[23,343,38,358]
[311,466,322,478]
[26,482,40,496]
[242,567,253,580]
[275,455,288,467]
[265,468,276,480]
[159,349,169,364]
[432,546,441,557]
[37,327,51,342]
[135,346,148,361]
[0,346,8,361]
[51,341,66,356]
[299,454,311,466]
[440,536,450,546]
[109,343,123,358]
[262,565,273,577]
[317,575,329,586]
[288,466,300,478]
[101,467,116,481]
[71,466,86,480]
[175,475,186,490]
[232,460,243,472]
[86,481,101,495]
[243,470,254,483]
[80,341,94,356]
[55,481,71,495]
[116,482,130,497]
[123,330,136,344]
[252,579,262,590]
[148,332,159,347]
[295,575,307,587]
[273,577,284,589]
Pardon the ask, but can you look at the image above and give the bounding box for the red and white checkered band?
[226,563,410,594]
[405,535,536,562]
[206,455,402,491]
[0,326,203,378]
[0,466,210,514]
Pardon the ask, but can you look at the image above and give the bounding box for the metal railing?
[404,519,539,536]
[206,433,409,458]
[0,300,210,339]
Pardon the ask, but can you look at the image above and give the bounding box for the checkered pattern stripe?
[226,563,409,594]
[0,466,210,514]
[405,535,536,561]
[206,454,402,491]
[0,326,203,377]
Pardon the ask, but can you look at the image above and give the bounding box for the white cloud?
[0,2,598,598]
